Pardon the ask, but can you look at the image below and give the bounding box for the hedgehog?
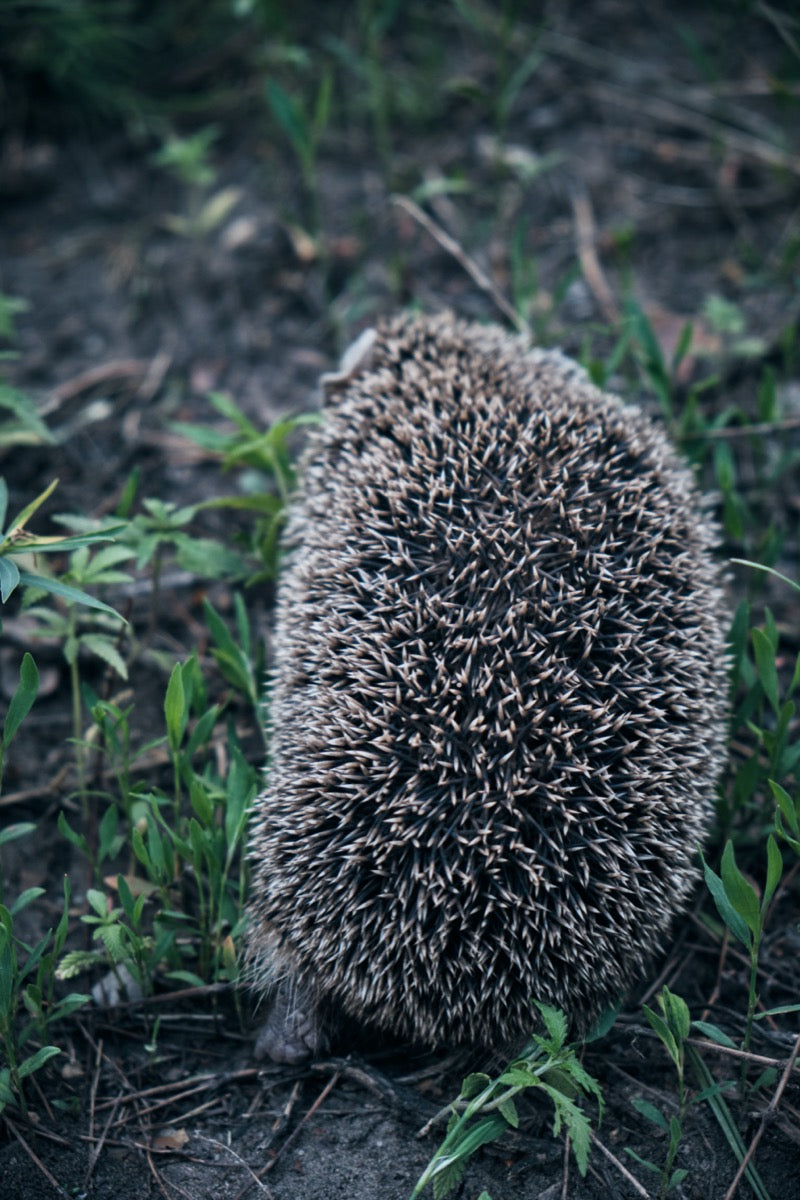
[247,311,728,1064]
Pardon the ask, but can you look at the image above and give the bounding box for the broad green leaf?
[692,1020,736,1048]
[720,841,760,936]
[459,1072,491,1100]
[498,1096,519,1127]
[752,627,779,714]
[0,555,20,601]
[0,822,36,848]
[643,1005,680,1070]
[2,653,38,746]
[17,1045,60,1079]
[535,999,568,1048]
[80,634,128,680]
[631,1096,668,1131]
[660,987,690,1042]
[702,850,751,948]
[16,569,125,618]
[10,887,45,916]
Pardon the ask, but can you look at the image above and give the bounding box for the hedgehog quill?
[247,312,728,1063]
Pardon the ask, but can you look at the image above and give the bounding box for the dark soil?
[2,2,800,1198]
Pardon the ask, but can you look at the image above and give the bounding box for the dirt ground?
[2,2,800,1198]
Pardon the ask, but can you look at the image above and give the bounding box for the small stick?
[84,1036,104,1185]
[391,194,528,336]
[570,188,619,324]
[588,82,800,175]
[265,1070,341,1174]
[194,1135,275,1198]
[3,1116,69,1197]
[724,1030,800,1200]
[589,1128,650,1198]
[561,1130,571,1199]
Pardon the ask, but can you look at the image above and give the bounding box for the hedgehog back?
[248,313,728,1047]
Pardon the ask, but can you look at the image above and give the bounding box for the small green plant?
[151,125,242,238]
[58,644,258,993]
[170,396,319,581]
[629,987,692,1197]
[411,1002,603,1199]
[723,602,800,832]
[0,652,38,796]
[0,380,53,449]
[701,838,783,1094]
[0,868,89,1117]
[265,68,333,237]
[21,536,134,803]
[0,478,125,620]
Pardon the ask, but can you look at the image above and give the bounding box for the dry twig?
[391,195,527,335]
[570,189,619,324]
[589,1127,650,1198]
[724,1031,800,1199]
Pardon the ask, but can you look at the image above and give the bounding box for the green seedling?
[721,602,800,831]
[411,1001,603,1198]
[58,644,257,996]
[702,839,783,1095]
[265,69,333,236]
[629,988,691,1197]
[22,538,134,806]
[771,779,800,858]
[57,877,159,1001]
[0,380,53,449]
[171,397,319,580]
[0,300,52,448]
[0,652,38,796]
[203,595,262,715]
[0,478,125,619]
[0,871,89,1117]
[151,125,242,239]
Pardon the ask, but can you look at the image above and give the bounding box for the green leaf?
[17,1045,60,1079]
[266,80,309,160]
[687,1047,770,1200]
[763,835,782,911]
[534,999,568,1048]
[692,1020,736,1048]
[164,663,187,752]
[2,653,38,746]
[459,1072,492,1100]
[0,555,20,601]
[57,811,89,856]
[498,1096,519,1128]
[720,841,761,936]
[4,478,59,537]
[730,559,800,594]
[0,822,36,848]
[16,569,125,618]
[624,1148,663,1175]
[582,1004,619,1043]
[752,627,780,714]
[10,887,45,916]
[643,1005,680,1070]
[631,1096,668,1131]
[701,850,751,948]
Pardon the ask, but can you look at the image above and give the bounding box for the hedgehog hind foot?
[254,977,326,1064]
